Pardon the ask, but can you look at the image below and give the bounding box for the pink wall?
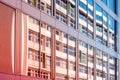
[0,3,15,73]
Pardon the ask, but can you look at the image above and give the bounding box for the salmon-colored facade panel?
[14,10,21,75]
[22,14,28,75]
[0,3,15,73]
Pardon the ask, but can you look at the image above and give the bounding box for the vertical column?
[75,1,79,79]
[39,22,41,77]
[66,0,69,25]
[107,55,110,80]
[66,34,69,79]
[93,1,96,40]
[75,40,79,80]
[51,0,56,17]
[107,0,110,47]
[117,0,120,80]
[93,2,96,79]
[87,44,89,80]
[75,0,78,30]
[119,60,120,80]
[14,10,22,75]
[51,28,56,80]
[115,58,118,80]
[93,48,96,80]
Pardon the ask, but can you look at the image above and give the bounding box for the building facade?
[0,0,120,80]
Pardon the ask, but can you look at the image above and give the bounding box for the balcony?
[109,59,114,64]
[88,49,93,55]
[103,56,107,61]
[69,0,75,5]
[68,55,75,62]
[41,27,51,37]
[103,24,107,29]
[79,72,87,79]
[41,45,51,56]
[80,0,87,5]
[45,47,51,56]
[103,34,107,41]
[68,40,75,47]
[79,45,87,54]
[56,35,62,42]
[96,10,102,17]
[96,55,102,59]
[88,24,93,32]
[96,31,102,37]
[41,45,45,52]
[103,67,107,73]
[96,20,102,25]
[109,28,114,34]
[96,65,102,71]
[79,18,87,28]
[56,50,67,59]
[88,4,93,11]
[69,70,75,78]
[28,40,39,50]
[88,62,93,68]
[109,69,115,75]
[88,75,93,80]
[79,6,87,14]
[109,38,114,44]
[62,37,67,44]
[56,66,67,74]
[56,4,67,15]
[56,35,67,44]
[28,22,39,32]
[42,0,51,6]
[96,76,103,80]
[88,14,93,19]
[28,59,39,68]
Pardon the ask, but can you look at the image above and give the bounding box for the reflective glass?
[79,1,87,11]
[96,4,102,23]
[108,16,114,31]
[101,0,107,5]
[103,10,107,27]
[108,0,115,12]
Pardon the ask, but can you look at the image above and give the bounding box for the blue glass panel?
[108,0,115,12]
[109,16,114,31]
[88,0,93,5]
[101,0,107,5]
[79,1,87,11]
[96,4,102,22]
[103,10,107,26]
[88,0,93,17]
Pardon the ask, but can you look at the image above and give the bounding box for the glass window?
[79,65,87,73]
[63,45,67,53]
[46,38,51,47]
[101,0,107,5]
[69,36,75,41]
[79,52,86,63]
[79,1,87,11]
[108,0,115,12]
[103,10,108,27]
[69,62,75,70]
[68,47,75,56]
[96,4,102,23]
[108,16,115,31]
